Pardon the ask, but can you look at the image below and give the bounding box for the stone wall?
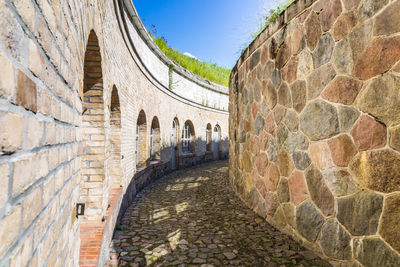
[229,0,400,265]
[0,0,228,266]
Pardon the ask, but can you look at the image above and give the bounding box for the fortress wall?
[229,0,400,265]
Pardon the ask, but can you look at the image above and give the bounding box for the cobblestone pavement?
[109,161,331,267]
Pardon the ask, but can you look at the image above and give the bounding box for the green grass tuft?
[151,35,231,87]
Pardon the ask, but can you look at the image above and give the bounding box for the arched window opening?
[171,118,179,170]
[81,30,105,220]
[150,116,161,161]
[206,123,212,152]
[110,86,122,187]
[213,125,221,160]
[182,120,195,154]
[136,110,147,168]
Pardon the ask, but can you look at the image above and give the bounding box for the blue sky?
[133,0,280,68]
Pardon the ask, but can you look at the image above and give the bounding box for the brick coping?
[79,188,122,267]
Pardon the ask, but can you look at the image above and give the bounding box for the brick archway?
[150,116,161,161]
[81,30,106,220]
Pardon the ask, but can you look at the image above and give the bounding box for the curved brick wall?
[229,0,400,265]
[0,0,228,266]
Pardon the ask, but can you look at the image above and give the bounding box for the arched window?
[150,116,160,160]
[182,121,194,154]
[213,125,221,160]
[206,123,212,152]
[171,118,179,169]
[136,110,147,167]
[110,86,122,186]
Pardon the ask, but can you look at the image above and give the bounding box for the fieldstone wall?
[229,0,400,265]
[0,0,228,266]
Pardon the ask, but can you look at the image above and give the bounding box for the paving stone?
[320,219,352,260]
[300,100,339,141]
[337,190,383,236]
[354,238,400,267]
[109,162,329,266]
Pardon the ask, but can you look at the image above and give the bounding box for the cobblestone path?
[110,161,330,267]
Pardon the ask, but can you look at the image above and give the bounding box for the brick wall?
[0,0,229,266]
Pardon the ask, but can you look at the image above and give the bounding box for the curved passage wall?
[0,0,228,266]
[229,0,400,265]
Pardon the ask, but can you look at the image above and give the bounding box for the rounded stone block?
[322,168,359,197]
[292,151,311,170]
[350,149,400,193]
[300,100,339,141]
[328,134,357,167]
[306,64,336,100]
[373,0,400,36]
[304,165,334,216]
[277,177,290,203]
[322,76,362,105]
[312,33,335,69]
[305,11,321,51]
[290,80,307,113]
[289,170,308,206]
[320,219,352,260]
[354,238,400,267]
[350,115,386,151]
[354,36,400,80]
[355,73,400,127]
[296,200,325,242]
[389,126,400,152]
[309,141,335,170]
[379,193,400,252]
[337,190,383,236]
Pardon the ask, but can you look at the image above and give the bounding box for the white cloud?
[183,52,197,60]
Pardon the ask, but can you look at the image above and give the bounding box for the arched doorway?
[136,110,147,168]
[171,118,179,170]
[150,116,160,161]
[182,120,195,154]
[81,30,105,220]
[110,86,122,187]
[206,123,212,152]
[213,125,221,160]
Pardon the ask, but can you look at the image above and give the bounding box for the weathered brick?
[23,187,42,228]
[0,111,24,155]
[0,163,9,208]
[0,204,21,257]
[26,116,44,150]
[16,70,37,112]
[0,51,15,99]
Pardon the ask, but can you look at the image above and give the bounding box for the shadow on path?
[109,161,330,267]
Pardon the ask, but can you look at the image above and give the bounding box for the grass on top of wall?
[240,0,295,53]
[152,36,231,87]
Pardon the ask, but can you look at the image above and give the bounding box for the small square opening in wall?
[76,203,85,218]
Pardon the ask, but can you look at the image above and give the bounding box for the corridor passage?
[109,162,330,266]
